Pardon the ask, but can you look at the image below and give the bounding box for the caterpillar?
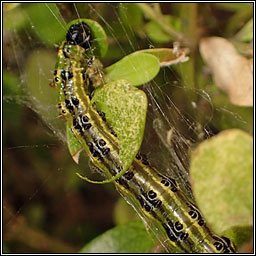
[53,22,125,184]
[51,20,236,253]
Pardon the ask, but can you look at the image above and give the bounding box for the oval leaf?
[92,79,147,173]
[104,53,160,86]
[190,129,253,235]
[79,221,154,253]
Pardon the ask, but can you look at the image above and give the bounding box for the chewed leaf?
[104,53,160,86]
[92,79,147,173]
[67,19,108,58]
[79,221,154,253]
[190,129,253,235]
[67,79,147,184]
[132,48,189,67]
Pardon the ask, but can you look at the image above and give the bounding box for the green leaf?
[105,53,160,86]
[66,122,83,164]
[24,49,57,111]
[24,49,66,139]
[3,71,22,96]
[3,3,21,11]
[67,19,108,58]
[92,79,147,173]
[214,3,252,11]
[3,4,28,31]
[190,129,253,235]
[119,3,143,29]
[25,3,66,46]
[222,226,253,249]
[79,221,154,253]
[234,18,253,42]
[145,15,181,44]
[212,91,253,134]
[145,20,171,43]
[113,198,139,225]
[3,71,23,126]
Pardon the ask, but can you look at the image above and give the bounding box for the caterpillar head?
[66,22,92,50]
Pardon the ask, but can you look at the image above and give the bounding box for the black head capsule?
[66,22,92,50]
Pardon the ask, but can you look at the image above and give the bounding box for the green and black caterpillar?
[51,21,236,253]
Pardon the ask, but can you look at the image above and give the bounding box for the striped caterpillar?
[52,21,236,253]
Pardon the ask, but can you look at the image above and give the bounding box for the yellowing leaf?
[132,47,189,67]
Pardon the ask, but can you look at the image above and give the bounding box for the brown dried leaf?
[133,47,190,67]
[200,37,253,106]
